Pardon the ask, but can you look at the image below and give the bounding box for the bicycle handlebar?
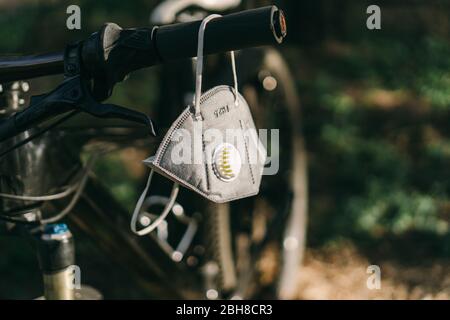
[0,52,64,83]
[82,6,285,100]
[0,6,286,143]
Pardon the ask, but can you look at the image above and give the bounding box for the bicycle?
[0,4,306,300]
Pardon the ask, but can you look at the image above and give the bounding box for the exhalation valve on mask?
[131,14,267,236]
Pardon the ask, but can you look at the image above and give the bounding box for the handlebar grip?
[0,6,287,143]
[155,6,286,61]
[81,6,286,100]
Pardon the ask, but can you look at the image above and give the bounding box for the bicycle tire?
[203,48,308,299]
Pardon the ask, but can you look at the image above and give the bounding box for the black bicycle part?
[81,6,285,100]
[0,6,285,97]
[35,224,75,273]
[0,73,156,145]
[0,52,63,83]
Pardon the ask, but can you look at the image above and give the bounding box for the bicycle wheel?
[202,48,308,299]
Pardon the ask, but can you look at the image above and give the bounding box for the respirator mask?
[131,14,266,236]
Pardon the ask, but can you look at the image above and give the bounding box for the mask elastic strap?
[131,169,179,236]
[194,14,239,120]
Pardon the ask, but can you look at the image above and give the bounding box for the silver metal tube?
[43,267,75,300]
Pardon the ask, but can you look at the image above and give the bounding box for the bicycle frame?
[0,74,205,298]
[0,49,294,301]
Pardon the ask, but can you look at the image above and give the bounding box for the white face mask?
[131,14,266,236]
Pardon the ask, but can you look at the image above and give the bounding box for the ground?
[296,242,450,300]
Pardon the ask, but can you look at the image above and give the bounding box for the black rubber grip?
[81,6,286,100]
[0,6,286,84]
[155,6,286,61]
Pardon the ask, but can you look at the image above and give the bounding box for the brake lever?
[0,75,156,143]
[75,76,157,136]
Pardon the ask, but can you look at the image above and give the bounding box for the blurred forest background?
[0,0,449,299]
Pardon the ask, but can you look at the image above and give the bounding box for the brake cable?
[39,154,95,224]
[0,154,96,225]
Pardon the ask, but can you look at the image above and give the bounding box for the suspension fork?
[35,223,76,300]
[1,83,74,300]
